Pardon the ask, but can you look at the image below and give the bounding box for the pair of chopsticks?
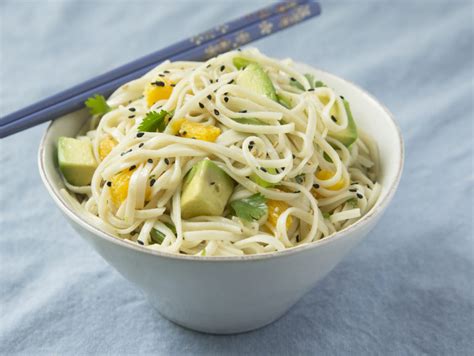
[0,1,321,138]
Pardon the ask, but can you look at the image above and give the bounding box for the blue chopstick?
[0,0,308,128]
[0,1,321,138]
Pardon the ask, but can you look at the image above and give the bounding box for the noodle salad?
[57,48,381,256]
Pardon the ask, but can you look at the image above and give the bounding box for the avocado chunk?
[57,137,97,186]
[233,57,253,70]
[250,167,277,188]
[329,99,358,147]
[236,63,278,101]
[180,159,234,219]
[276,94,292,109]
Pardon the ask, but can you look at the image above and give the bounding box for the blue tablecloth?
[1,1,472,354]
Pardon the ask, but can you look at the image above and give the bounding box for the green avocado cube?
[236,63,278,101]
[329,99,358,147]
[57,137,97,186]
[180,160,234,219]
[232,57,253,70]
[250,167,277,188]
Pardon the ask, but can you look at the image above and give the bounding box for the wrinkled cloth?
[0,0,473,355]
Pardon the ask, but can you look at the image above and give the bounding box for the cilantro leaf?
[138,110,170,132]
[230,193,267,222]
[85,94,111,116]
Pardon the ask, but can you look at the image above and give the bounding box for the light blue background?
[1,1,473,355]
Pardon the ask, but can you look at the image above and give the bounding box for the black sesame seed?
[137,240,144,245]
[164,70,170,73]
[237,48,242,52]
[137,132,144,138]
[340,95,345,100]
[210,79,214,84]
[224,92,229,95]
[214,109,220,116]
[210,182,216,185]
[331,115,337,122]
[129,165,136,171]
[128,115,135,119]
[224,97,229,103]
[139,143,144,148]
[207,94,212,100]
[281,167,285,171]
[290,77,296,81]
[260,167,267,173]
[308,88,315,92]
[128,107,136,112]
[349,188,357,192]
[106,181,112,187]
[206,64,211,68]
[239,110,247,113]
[181,131,187,135]
[164,158,170,165]
[296,234,300,242]
[170,84,176,87]
[199,102,204,109]
[150,179,156,187]
[215,79,219,83]
[220,65,225,71]
[158,74,165,77]
[147,159,153,164]
[313,183,320,189]
[228,79,234,84]
[152,81,165,87]
[357,193,363,199]
[292,154,296,159]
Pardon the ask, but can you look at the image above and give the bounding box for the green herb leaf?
[346,198,358,208]
[322,212,331,219]
[150,229,165,244]
[138,110,170,132]
[85,94,110,116]
[230,193,267,222]
[290,74,327,91]
[150,222,176,244]
[314,80,326,88]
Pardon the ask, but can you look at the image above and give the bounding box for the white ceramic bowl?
[38,64,403,334]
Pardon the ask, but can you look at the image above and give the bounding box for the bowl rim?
[38,66,404,262]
